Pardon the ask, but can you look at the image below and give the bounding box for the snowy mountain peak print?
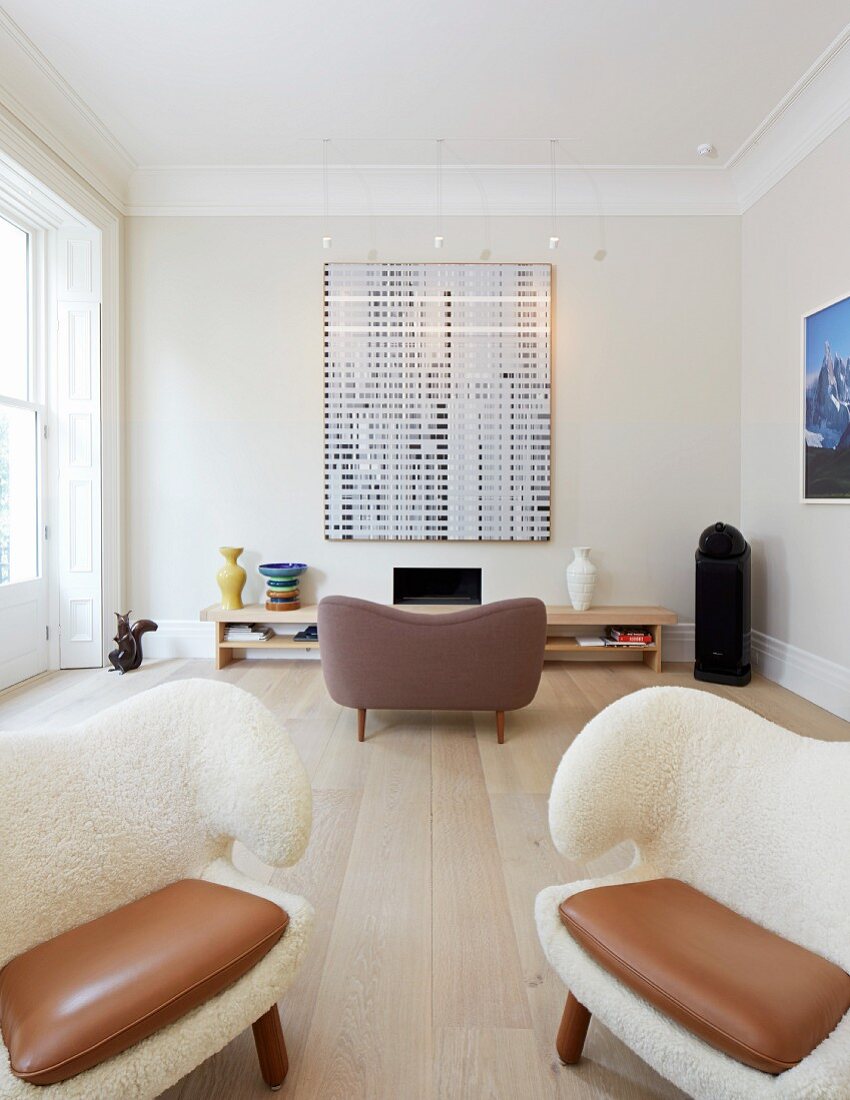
[804,296,850,500]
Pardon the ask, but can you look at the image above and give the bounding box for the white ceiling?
[1,0,848,168]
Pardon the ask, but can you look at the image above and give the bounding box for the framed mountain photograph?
[803,292,850,502]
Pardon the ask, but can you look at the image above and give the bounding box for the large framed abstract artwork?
[324,262,551,540]
[803,292,850,502]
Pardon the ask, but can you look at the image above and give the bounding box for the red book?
[609,627,652,643]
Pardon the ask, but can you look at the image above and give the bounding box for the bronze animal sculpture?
[108,612,158,674]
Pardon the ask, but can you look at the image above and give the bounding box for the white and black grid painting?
[324,262,551,540]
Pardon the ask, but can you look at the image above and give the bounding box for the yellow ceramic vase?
[216,546,247,610]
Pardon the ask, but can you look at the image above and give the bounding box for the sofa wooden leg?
[357,708,366,742]
[556,992,591,1065]
[252,1004,288,1090]
[496,710,505,744]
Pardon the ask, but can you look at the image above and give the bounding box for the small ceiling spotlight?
[549,139,560,252]
[434,139,445,250]
[594,248,607,262]
[323,236,332,249]
[696,143,716,159]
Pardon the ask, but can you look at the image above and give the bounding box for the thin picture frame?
[322,261,553,540]
[800,289,850,504]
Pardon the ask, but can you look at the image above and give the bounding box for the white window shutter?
[57,228,103,668]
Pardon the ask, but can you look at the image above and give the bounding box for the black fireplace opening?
[393,567,482,606]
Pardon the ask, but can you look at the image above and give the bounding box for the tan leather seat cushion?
[559,878,850,1074]
[0,879,288,1085]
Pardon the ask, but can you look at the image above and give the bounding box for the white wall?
[125,215,740,633]
[742,117,850,712]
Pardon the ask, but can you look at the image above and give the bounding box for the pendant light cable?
[322,139,332,248]
[549,139,559,249]
[435,138,444,248]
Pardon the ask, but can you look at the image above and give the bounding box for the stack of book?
[605,626,653,647]
[223,624,274,642]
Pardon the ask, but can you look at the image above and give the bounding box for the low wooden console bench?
[200,603,678,672]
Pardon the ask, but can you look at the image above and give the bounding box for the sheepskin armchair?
[0,679,314,1099]
[535,685,850,1100]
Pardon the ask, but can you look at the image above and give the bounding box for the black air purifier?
[694,522,751,686]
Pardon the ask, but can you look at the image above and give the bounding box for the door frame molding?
[0,107,122,665]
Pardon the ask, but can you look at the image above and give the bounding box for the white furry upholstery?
[536,685,850,1100]
[0,679,314,1099]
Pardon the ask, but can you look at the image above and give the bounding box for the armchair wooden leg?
[556,992,591,1065]
[252,1004,288,1090]
[496,710,505,744]
[357,708,367,742]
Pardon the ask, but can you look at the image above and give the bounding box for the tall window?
[0,215,38,585]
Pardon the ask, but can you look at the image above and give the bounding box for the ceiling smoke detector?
[696,143,716,159]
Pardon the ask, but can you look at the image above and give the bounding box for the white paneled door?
[0,216,48,691]
[57,228,102,669]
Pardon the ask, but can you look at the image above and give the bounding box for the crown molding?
[124,20,850,219]
[126,162,739,217]
[725,24,850,170]
[0,8,133,210]
[0,85,126,212]
[728,23,850,211]
[0,142,86,228]
[0,5,849,220]
[0,10,135,169]
[0,99,123,221]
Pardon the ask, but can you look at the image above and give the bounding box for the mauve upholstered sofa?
[317,595,547,743]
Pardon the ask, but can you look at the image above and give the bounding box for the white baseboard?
[663,623,694,664]
[664,625,850,721]
[143,621,214,660]
[141,621,320,661]
[751,631,850,721]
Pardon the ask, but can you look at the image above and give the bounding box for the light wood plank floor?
[1,660,847,1100]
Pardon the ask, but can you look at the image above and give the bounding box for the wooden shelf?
[544,636,656,653]
[201,602,678,625]
[544,606,676,627]
[202,603,319,624]
[220,638,319,651]
[203,602,676,672]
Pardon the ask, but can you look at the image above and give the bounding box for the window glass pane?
[0,402,38,584]
[0,217,28,401]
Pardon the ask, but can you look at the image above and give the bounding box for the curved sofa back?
[318,595,547,713]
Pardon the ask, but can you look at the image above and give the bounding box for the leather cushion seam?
[8,913,289,1081]
[559,904,799,1070]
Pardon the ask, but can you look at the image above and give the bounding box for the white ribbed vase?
[566,547,597,611]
